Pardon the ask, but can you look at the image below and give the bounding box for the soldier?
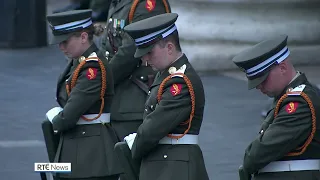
[232,35,320,180]
[44,10,121,180]
[98,1,171,179]
[100,0,171,141]
[122,13,210,180]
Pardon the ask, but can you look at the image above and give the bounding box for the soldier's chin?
[64,54,72,61]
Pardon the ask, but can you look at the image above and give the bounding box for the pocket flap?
[64,125,101,139]
[144,145,189,162]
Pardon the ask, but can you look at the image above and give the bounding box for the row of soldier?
[43,0,320,180]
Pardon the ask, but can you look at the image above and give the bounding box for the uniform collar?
[81,43,98,58]
[276,72,308,99]
[151,53,189,87]
[73,43,99,65]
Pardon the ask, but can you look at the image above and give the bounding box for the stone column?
[171,0,320,71]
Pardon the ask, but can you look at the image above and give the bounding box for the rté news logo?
[34,163,71,173]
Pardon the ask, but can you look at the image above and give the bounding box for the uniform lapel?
[56,60,73,101]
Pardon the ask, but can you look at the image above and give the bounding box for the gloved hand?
[124,133,137,150]
[239,165,251,180]
[46,107,63,123]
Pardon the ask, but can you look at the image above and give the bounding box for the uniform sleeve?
[109,1,168,85]
[108,32,139,86]
[52,63,102,132]
[243,96,312,174]
[131,78,192,160]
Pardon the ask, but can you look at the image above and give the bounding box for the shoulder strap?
[128,0,171,24]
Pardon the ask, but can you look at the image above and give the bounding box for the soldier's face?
[256,64,286,97]
[141,43,169,71]
[58,34,87,59]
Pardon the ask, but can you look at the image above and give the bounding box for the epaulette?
[287,84,306,96]
[78,52,99,63]
[168,64,186,78]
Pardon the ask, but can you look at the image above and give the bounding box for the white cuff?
[46,107,63,123]
[124,133,137,150]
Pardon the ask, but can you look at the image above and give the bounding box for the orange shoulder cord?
[65,57,107,121]
[129,0,171,24]
[274,92,316,156]
[157,73,195,140]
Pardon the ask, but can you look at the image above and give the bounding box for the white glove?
[124,133,137,150]
[46,107,63,123]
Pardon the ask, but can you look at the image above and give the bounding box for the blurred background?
[0,0,319,179]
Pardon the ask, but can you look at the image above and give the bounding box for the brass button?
[163,155,168,159]
[82,131,86,135]
[78,56,86,63]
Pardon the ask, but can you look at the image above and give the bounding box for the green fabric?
[134,44,155,58]
[247,72,269,90]
[242,74,320,176]
[131,55,209,180]
[51,43,122,178]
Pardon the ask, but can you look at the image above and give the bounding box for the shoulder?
[131,0,169,23]
[164,63,203,92]
[277,83,319,114]
[286,83,319,101]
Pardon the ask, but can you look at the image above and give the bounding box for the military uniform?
[261,83,320,118]
[45,10,121,180]
[53,0,111,22]
[233,35,320,180]
[99,0,171,141]
[123,13,209,180]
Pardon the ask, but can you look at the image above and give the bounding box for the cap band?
[246,46,290,77]
[134,24,177,47]
[50,17,92,35]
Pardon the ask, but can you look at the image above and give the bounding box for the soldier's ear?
[278,61,288,74]
[80,32,89,43]
[167,42,174,55]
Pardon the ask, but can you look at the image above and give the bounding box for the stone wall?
[170,0,320,71]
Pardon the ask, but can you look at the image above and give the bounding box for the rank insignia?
[86,68,97,80]
[170,83,182,96]
[285,102,298,114]
[146,0,156,12]
[287,84,306,96]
